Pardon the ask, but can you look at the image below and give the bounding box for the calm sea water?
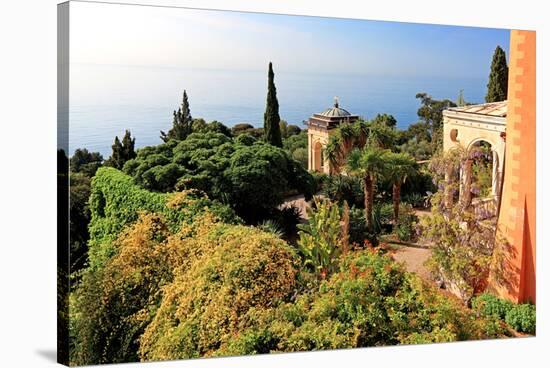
[69,64,488,157]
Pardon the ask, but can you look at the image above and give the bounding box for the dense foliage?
[70,148,103,177]
[87,167,238,269]
[69,164,512,365]
[283,131,308,168]
[214,250,503,356]
[123,132,314,222]
[472,293,536,334]
[420,149,496,303]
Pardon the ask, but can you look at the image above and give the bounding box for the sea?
[68,64,488,157]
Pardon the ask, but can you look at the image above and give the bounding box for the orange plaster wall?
[490,30,536,304]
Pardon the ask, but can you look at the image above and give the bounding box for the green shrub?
[218,250,502,355]
[394,203,418,241]
[471,293,535,335]
[88,167,238,268]
[139,220,299,361]
[310,172,329,192]
[471,293,513,320]
[348,206,378,246]
[297,198,344,280]
[372,202,393,234]
[322,174,364,208]
[71,214,173,365]
[505,304,536,334]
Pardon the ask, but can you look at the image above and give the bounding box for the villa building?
[443,30,536,304]
[442,100,507,217]
[306,99,358,174]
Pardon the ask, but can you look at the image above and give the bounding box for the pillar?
[489,30,536,304]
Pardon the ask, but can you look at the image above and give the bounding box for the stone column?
[461,159,473,207]
[491,150,499,197]
[307,133,311,171]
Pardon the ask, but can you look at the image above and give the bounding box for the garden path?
[390,245,432,281]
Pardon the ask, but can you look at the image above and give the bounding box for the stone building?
[443,100,507,206]
[442,30,536,304]
[306,99,358,174]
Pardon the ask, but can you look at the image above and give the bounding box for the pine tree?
[106,130,136,169]
[160,90,193,142]
[485,46,509,102]
[263,62,282,147]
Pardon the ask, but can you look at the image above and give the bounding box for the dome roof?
[317,98,353,118]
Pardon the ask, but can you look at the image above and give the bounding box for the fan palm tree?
[346,146,388,230]
[325,121,367,173]
[384,151,417,222]
[325,119,396,174]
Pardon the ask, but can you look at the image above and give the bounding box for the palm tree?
[346,146,388,230]
[384,152,417,222]
[325,119,395,173]
[325,121,367,173]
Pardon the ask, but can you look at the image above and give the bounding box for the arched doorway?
[467,139,500,199]
[313,141,323,172]
[458,139,500,219]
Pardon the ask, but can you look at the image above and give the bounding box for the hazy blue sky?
[71,1,510,79]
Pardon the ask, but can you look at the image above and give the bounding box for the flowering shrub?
[215,250,503,356]
[88,167,238,269]
[139,219,298,361]
[72,211,298,365]
[420,148,497,303]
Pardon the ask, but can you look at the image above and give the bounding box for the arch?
[466,137,497,153]
[313,141,323,172]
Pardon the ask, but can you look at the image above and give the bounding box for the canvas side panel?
[57,2,70,366]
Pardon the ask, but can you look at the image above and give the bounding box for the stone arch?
[467,138,501,198]
[443,102,507,212]
[313,141,323,172]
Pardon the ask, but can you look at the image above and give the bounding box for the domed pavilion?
[306,98,358,174]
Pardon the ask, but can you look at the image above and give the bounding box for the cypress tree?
[121,130,136,162]
[106,130,136,169]
[161,90,193,142]
[485,46,509,102]
[264,62,283,147]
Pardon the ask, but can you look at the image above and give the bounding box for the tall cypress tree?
[264,62,282,147]
[161,90,193,142]
[485,46,509,102]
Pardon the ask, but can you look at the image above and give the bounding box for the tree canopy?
[123,131,315,222]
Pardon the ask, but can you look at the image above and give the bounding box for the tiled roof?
[318,106,353,118]
[446,100,507,117]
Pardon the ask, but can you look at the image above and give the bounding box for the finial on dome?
[334,96,339,108]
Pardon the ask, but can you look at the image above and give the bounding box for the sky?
[70,1,510,79]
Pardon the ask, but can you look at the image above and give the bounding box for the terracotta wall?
[490,30,536,304]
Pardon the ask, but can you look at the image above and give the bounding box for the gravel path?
[391,245,432,281]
